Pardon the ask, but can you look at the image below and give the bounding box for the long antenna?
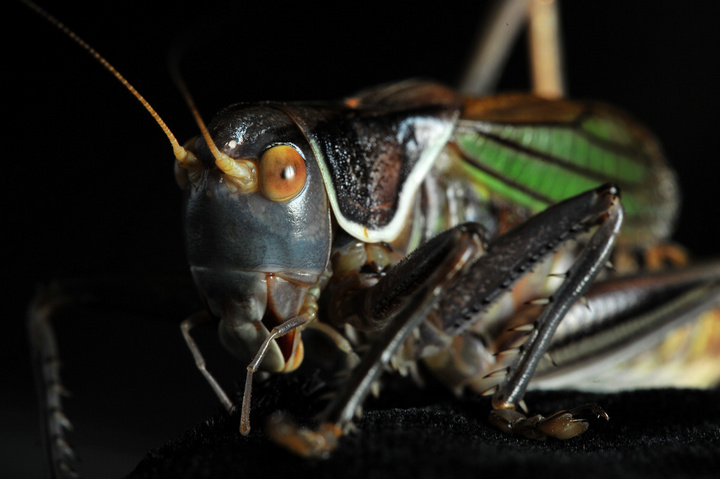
[169,59,257,188]
[22,0,260,192]
[20,0,202,169]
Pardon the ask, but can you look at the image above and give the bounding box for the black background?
[5,1,720,477]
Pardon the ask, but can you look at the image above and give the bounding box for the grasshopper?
[14,1,720,477]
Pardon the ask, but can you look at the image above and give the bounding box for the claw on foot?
[266,414,342,459]
[489,404,608,440]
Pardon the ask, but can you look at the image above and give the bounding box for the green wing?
[453,94,679,245]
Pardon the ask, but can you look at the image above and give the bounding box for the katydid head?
[179,105,332,372]
[22,0,330,381]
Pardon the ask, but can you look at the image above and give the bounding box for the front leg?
[269,184,622,457]
[269,223,489,457]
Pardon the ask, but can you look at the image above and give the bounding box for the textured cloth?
[129,371,720,479]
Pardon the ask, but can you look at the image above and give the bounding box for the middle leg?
[269,184,623,456]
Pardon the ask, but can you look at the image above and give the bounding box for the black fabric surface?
[128,370,720,479]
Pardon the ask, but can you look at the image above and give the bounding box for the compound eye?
[259,145,307,202]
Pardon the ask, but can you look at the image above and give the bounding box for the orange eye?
[259,145,307,201]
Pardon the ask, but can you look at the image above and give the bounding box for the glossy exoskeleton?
[172,79,720,456]
[21,0,720,476]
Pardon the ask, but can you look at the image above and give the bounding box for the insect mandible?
[14,0,720,478]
